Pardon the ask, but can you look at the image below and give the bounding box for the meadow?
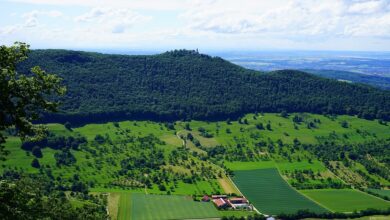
[182,113,390,147]
[224,160,327,172]
[301,189,390,212]
[1,121,224,195]
[368,189,390,197]
[130,193,219,220]
[231,168,328,215]
[224,161,276,171]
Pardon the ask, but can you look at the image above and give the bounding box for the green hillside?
[2,113,390,218]
[16,49,390,124]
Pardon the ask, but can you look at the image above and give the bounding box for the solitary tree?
[64,121,72,130]
[0,42,65,160]
[31,158,40,168]
[31,146,42,158]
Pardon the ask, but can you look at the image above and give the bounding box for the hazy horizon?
[2,0,390,51]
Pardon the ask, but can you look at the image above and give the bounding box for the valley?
[2,113,390,219]
[2,1,390,218]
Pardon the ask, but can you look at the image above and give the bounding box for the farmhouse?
[229,197,248,204]
[211,195,227,199]
[201,195,210,202]
[227,197,250,210]
[213,198,228,208]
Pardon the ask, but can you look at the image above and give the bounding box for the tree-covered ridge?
[17,49,390,124]
[303,69,390,90]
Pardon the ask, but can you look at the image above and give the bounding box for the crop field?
[130,193,220,220]
[368,189,390,197]
[232,168,328,215]
[117,193,132,220]
[301,189,390,212]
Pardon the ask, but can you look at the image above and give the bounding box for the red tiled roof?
[202,195,210,201]
[213,198,227,207]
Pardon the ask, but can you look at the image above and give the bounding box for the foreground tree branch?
[0,42,66,160]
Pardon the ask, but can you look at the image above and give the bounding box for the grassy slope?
[225,160,327,172]
[301,189,390,212]
[225,161,276,170]
[2,121,222,195]
[218,176,241,195]
[2,113,390,218]
[182,113,390,186]
[184,113,390,146]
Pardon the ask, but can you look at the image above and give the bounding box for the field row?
[228,162,390,215]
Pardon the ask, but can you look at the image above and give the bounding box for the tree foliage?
[17,49,390,125]
[0,173,107,220]
[0,42,65,159]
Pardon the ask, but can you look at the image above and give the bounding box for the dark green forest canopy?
[17,49,390,124]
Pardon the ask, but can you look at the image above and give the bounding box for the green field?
[232,168,328,215]
[117,193,132,220]
[224,159,326,173]
[224,161,276,170]
[301,189,390,212]
[184,113,390,146]
[368,189,390,198]
[130,193,219,220]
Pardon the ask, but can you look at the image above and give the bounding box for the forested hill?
[302,69,390,90]
[17,49,390,124]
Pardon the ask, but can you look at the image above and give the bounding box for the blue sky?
[1,0,390,51]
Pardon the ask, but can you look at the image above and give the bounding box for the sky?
[1,0,390,52]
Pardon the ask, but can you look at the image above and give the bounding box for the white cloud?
[347,0,386,14]
[344,13,390,37]
[74,7,152,34]
[0,9,63,37]
[178,0,390,39]
[7,0,191,11]
[2,0,390,50]
[180,0,345,36]
[0,25,20,35]
[21,10,63,27]
[75,8,105,22]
